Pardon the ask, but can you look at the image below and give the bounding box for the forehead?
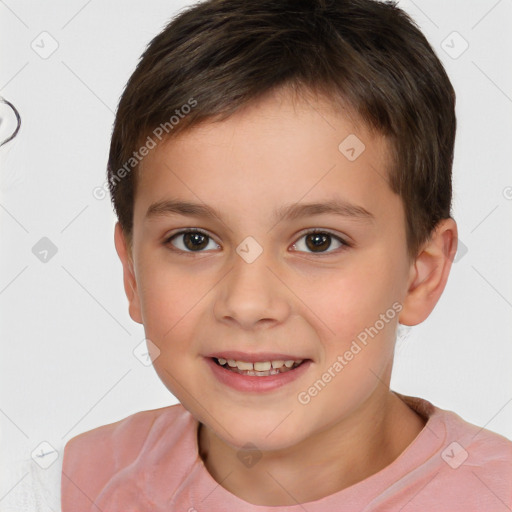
[133,90,396,228]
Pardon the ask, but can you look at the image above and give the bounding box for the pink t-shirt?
[61,394,512,511]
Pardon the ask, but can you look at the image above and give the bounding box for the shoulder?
[61,402,192,511]
[62,403,182,465]
[430,404,512,507]
[393,394,512,509]
[401,394,512,470]
[440,406,512,466]
[66,401,190,448]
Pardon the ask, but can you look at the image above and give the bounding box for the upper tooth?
[236,361,253,370]
[254,361,271,371]
[218,358,304,370]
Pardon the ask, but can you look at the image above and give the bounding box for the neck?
[197,388,426,506]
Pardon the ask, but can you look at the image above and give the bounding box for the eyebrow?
[145,198,374,223]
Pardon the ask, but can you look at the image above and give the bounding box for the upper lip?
[206,351,309,362]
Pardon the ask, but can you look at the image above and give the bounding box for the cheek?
[135,272,200,386]
[142,284,204,403]
[297,258,401,344]
[137,253,204,333]
[298,276,400,427]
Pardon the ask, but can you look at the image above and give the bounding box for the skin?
[114,87,458,506]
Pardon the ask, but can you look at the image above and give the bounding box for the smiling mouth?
[213,357,305,376]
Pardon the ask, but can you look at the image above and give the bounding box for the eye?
[291,229,349,254]
[164,228,350,255]
[165,229,220,253]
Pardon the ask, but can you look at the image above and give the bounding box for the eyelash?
[163,228,351,256]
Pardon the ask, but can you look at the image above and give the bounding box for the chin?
[212,413,308,452]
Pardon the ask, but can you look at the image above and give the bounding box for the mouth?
[212,357,305,376]
[205,353,312,392]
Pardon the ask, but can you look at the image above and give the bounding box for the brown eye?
[292,230,347,254]
[166,230,219,252]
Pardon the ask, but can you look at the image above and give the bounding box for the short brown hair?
[107,0,456,258]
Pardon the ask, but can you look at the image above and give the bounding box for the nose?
[213,247,291,330]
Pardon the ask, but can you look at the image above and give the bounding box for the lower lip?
[205,357,312,392]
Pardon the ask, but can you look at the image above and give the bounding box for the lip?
[205,351,308,363]
[205,356,312,393]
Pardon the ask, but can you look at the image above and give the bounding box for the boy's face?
[117,89,416,450]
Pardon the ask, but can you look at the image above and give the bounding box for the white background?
[1,0,511,508]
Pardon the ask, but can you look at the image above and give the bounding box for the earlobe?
[399,218,458,326]
[114,222,143,324]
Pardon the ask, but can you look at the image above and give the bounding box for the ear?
[114,222,143,324]
[399,218,458,326]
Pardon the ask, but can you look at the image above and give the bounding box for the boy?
[61,0,512,510]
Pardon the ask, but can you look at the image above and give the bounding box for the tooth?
[236,361,253,370]
[254,361,271,371]
[294,359,303,365]
[227,359,237,367]
[271,360,285,368]
[284,360,295,368]
[218,357,227,365]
